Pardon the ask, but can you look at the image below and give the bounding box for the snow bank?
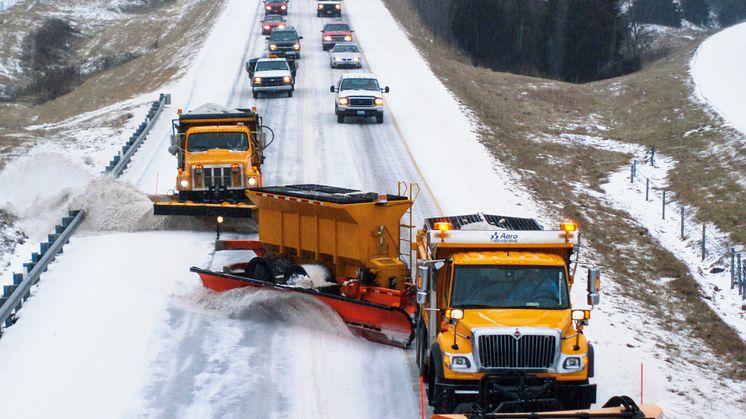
[690,22,746,135]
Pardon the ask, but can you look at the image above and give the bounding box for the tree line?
[409,0,746,82]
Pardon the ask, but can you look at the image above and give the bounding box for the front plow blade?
[191,267,415,348]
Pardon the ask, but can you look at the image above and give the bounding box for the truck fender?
[588,343,595,378]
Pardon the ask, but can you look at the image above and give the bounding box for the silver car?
[329,42,362,69]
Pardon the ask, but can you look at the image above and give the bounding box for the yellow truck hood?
[459,308,571,333]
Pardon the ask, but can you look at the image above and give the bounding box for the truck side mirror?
[330,85,336,93]
[587,268,600,306]
[168,134,179,155]
[416,265,429,305]
[383,86,390,93]
[298,36,303,40]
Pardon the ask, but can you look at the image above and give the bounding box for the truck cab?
[168,104,265,204]
[267,27,303,59]
[415,214,599,413]
[331,73,389,124]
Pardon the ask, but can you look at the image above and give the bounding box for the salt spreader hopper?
[191,184,419,347]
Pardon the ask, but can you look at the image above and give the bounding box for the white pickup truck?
[247,57,297,98]
[330,73,389,124]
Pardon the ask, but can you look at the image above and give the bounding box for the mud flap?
[191,267,415,348]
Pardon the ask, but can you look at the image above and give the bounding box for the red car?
[264,0,288,15]
[321,21,352,51]
[261,14,287,35]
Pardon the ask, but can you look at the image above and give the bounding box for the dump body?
[247,184,411,290]
[153,104,265,217]
[415,214,597,413]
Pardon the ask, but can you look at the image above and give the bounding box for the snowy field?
[0,1,745,418]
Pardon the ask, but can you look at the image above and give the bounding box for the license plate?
[356,111,366,116]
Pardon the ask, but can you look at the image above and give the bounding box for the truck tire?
[337,113,344,123]
[287,90,293,98]
[283,264,308,283]
[376,112,384,124]
[252,91,258,99]
[246,257,274,282]
[415,322,428,375]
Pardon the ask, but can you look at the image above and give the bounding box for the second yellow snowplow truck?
[415,214,600,413]
[153,103,270,217]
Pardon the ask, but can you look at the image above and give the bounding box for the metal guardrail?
[0,92,171,337]
[0,210,85,333]
[105,93,171,177]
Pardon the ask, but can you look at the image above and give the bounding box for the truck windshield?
[451,265,569,309]
[256,60,288,71]
[340,78,379,91]
[324,24,350,32]
[271,31,297,41]
[187,132,248,152]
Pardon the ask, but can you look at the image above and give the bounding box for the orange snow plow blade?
[191,266,415,348]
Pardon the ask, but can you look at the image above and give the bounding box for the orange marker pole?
[640,362,644,405]
[420,375,426,419]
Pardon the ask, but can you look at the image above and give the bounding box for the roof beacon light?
[560,222,577,233]
[434,222,452,242]
[376,193,387,205]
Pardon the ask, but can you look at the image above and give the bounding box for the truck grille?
[331,35,347,41]
[477,333,557,370]
[193,165,241,190]
[349,97,374,107]
[259,77,285,86]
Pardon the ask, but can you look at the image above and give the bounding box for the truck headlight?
[451,356,471,370]
[263,25,270,30]
[293,43,300,50]
[254,77,262,85]
[280,4,286,9]
[324,35,332,41]
[283,75,291,83]
[265,5,271,10]
[247,176,258,186]
[335,3,341,9]
[375,97,383,106]
[338,97,349,106]
[269,44,277,51]
[344,35,352,41]
[318,4,323,9]
[443,352,476,372]
[562,356,582,371]
[179,179,189,188]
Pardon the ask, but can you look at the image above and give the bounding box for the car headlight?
[254,77,262,84]
[293,43,300,50]
[179,179,189,188]
[338,97,349,106]
[562,356,583,371]
[335,3,341,9]
[352,57,359,62]
[324,35,332,41]
[247,176,258,186]
[283,75,291,83]
[269,44,277,50]
[375,97,383,106]
[280,5,286,9]
[265,5,271,10]
[334,57,342,61]
[263,25,270,30]
[278,24,286,29]
[344,35,352,41]
[318,4,323,9]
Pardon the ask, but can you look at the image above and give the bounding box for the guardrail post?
[701,225,706,261]
[732,248,737,289]
[630,160,636,183]
[650,146,656,167]
[645,179,649,201]
[662,191,666,219]
[13,273,23,286]
[680,207,685,239]
[736,253,743,295]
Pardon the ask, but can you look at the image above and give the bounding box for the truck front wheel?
[337,113,344,123]
[252,90,258,99]
[376,112,384,124]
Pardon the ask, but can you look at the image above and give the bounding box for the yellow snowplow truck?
[153,104,270,217]
[415,214,600,413]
